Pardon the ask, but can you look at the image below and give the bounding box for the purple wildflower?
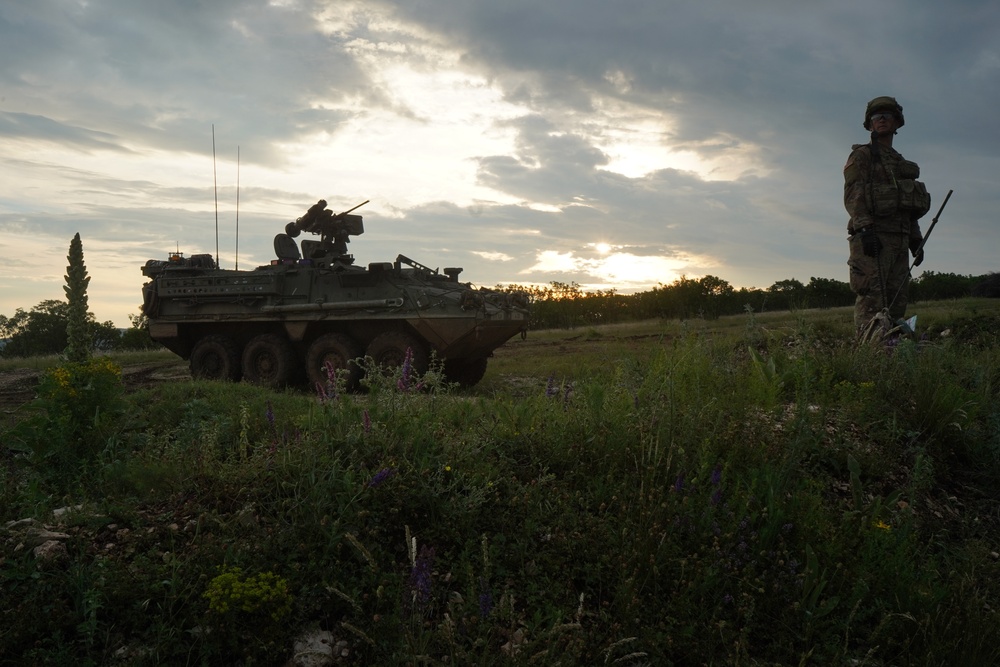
[315,380,328,404]
[710,488,723,506]
[722,594,734,605]
[409,545,435,608]
[479,589,494,618]
[710,466,722,486]
[674,473,684,494]
[397,347,414,392]
[323,361,339,401]
[885,335,900,353]
[265,401,275,428]
[368,467,395,488]
[545,374,558,397]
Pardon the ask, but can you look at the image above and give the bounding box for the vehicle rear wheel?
[366,331,429,382]
[443,357,489,387]
[306,333,363,392]
[190,335,241,381]
[241,333,295,388]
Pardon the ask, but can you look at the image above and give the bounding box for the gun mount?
[280,199,368,263]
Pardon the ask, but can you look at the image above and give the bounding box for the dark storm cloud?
[1,0,370,164]
[372,0,998,275]
[374,0,998,162]
[1,0,998,325]
[378,0,999,147]
[0,111,127,152]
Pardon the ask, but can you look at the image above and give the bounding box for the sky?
[1,0,997,327]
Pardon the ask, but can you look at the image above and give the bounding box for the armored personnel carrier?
[141,199,530,389]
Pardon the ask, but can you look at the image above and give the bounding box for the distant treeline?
[1,272,996,358]
[499,271,1000,331]
[0,300,155,359]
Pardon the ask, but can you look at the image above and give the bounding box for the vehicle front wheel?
[443,357,489,387]
[190,335,241,381]
[365,332,429,383]
[306,333,363,392]
[241,333,295,388]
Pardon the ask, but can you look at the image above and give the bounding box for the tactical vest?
[859,143,931,220]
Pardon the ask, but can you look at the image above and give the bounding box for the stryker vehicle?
[141,199,530,389]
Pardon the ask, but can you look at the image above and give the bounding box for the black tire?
[241,333,295,388]
[443,357,489,388]
[306,333,363,392]
[366,331,429,379]
[190,335,241,381]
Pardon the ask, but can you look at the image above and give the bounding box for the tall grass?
[2,300,1000,665]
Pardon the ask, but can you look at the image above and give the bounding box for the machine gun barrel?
[338,199,369,217]
[287,199,369,238]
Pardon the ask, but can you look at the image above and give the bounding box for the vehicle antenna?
[212,124,220,269]
[235,145,240,271]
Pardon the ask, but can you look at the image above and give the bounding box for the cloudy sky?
[1,0,997,327]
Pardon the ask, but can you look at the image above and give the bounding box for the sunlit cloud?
[523,250,578,273]
[472,251,513,261]
[521,248,711,290]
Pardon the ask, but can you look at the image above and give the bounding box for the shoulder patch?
[845,145,870,175]
[844,162,861,183]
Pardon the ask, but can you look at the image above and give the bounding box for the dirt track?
[0,360,190,417]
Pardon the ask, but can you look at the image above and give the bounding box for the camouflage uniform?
[844,97,931,334]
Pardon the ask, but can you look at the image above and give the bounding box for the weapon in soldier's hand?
[913,189,953,259]
[884,188,954,315]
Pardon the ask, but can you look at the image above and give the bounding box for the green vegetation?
[502,271,996,330]
[0,300,155,359]
[0,269,992,358]
[2,300,1000,665]
[64,232,93,363]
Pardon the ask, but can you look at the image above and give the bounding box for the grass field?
[3,299,1000,665]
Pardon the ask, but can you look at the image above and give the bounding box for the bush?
[6,356,124,485]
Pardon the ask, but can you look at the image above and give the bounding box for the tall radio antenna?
[212,124,220,269]
[235,145,240,270]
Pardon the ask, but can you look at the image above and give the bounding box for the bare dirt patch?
[0,359,190,416]
[0,368,41,415]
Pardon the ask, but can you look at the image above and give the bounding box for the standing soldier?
[844,96,931,338]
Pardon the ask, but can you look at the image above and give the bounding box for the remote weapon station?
[141,199,530,389]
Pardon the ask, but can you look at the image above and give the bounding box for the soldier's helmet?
[863,96,905,130]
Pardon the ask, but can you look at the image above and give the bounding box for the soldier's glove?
[910,237,924,267]
[859,227,881,258]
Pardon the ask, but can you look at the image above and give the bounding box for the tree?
[64,232,92,362]
[697,275,735,319]
[804,277,853,309]
[0,303,124,360]
[767,279,806,312]
[910,271,975,301]
[120,310,159,350]
[0,300,72,358]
